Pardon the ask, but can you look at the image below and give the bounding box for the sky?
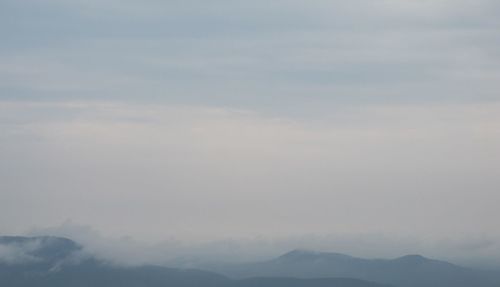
[1,0,500,266]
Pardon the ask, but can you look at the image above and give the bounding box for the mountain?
[0,236,390,287]
[3,236,499,287]
[213,249,500,287]
[0,236,82,264]
[233,277,391,287]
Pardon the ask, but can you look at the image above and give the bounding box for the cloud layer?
[1,0,499,112]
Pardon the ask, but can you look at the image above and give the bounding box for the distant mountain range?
[0,236,389,287]
[1,236,499,287]
[211,249,500,287]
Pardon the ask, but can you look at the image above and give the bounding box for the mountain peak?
[394,254,429,263]
[281,249,317,256]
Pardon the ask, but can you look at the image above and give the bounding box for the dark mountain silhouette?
[0,236,390,287]
[214,249,500,287]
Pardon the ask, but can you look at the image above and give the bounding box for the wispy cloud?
[0,240,43,265]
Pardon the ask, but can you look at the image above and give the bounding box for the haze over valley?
[1,0,500,286]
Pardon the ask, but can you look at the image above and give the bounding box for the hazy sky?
[1,0,500,264]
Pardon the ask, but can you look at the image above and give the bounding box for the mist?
[20,221,499,270]
[1,0,500,281]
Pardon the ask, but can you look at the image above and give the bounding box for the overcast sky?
[1,0,500,265]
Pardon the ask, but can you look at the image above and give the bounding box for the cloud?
[1,0,499,110]
[0,240,43,265]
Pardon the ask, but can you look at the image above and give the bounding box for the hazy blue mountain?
[0,236,82,264]
[0,236,390,287]
[214,249,500,287]
[233,277,392,287]
[0,259,228,287]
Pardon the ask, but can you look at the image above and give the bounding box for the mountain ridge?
[0,236,392,287]
[210,249,500,287]
[2,236,500,287]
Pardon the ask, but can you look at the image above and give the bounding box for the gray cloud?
[0,241,42,265]
[1,0,499,112]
